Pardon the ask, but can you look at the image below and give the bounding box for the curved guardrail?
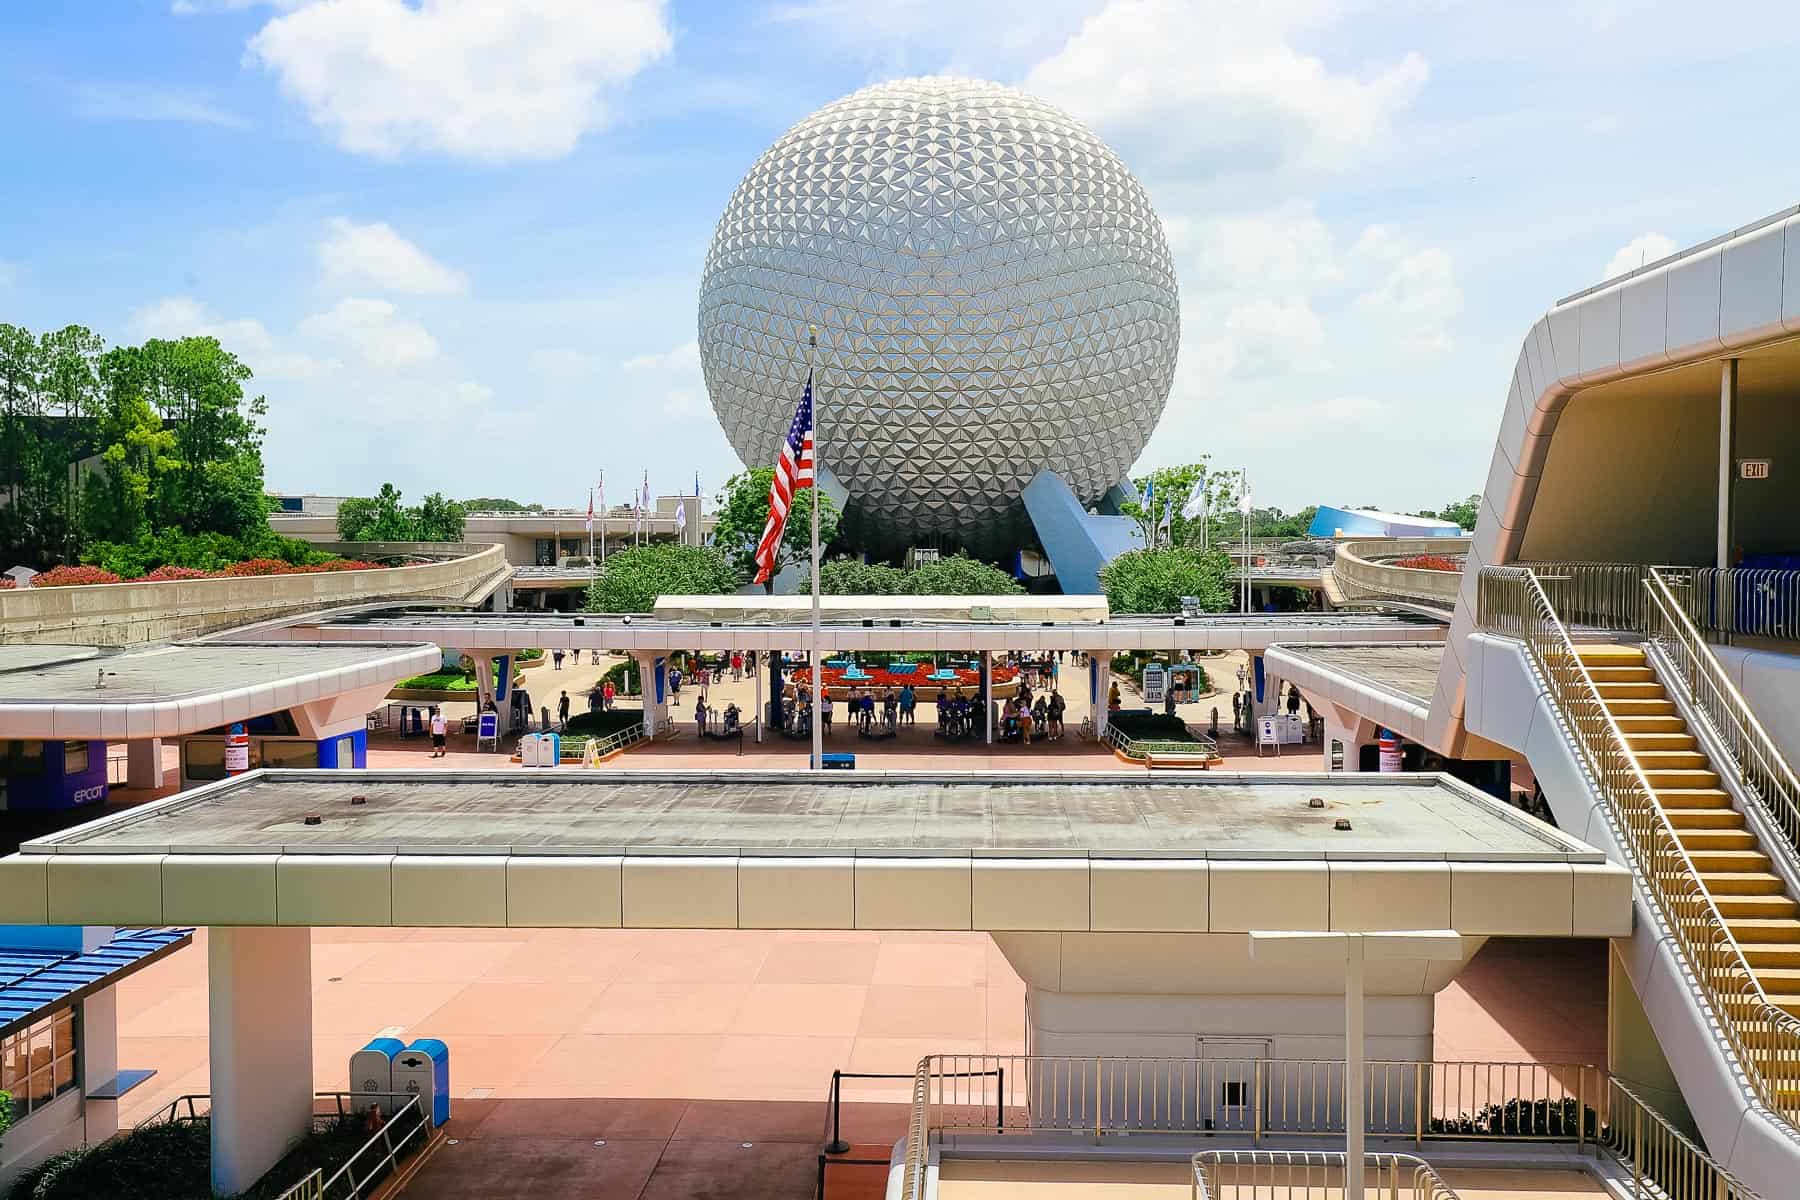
[1478,564,1800,1125]
[1193,1150,1460,1200]
[0,543,509,646]
[1333,538,1469,608]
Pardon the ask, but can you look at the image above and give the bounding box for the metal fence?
[909,1055,1597,1148]
[274,1093,431,1200]
[1686,568,1800,642]
[1192,1150,1460,1200]
[1515,561,1800,645]
[1103,724,1220,764]
[1478,566,1800,1125]
[898,1054,1758,1200]
[1602,1078,1760,1200]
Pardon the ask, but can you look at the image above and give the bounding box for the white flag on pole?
[1237,481,1253,516]
[1181,484,1207,522]
[676,502,687,533]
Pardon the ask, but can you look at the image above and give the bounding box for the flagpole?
[807,324,823,772]
[1241,477,1251,615]
[599,472,607,568]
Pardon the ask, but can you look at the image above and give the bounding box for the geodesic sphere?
[698,76,1180,553]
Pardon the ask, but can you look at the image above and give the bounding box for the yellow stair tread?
[1702,872,1790,894]
[1655,788,1734,806]
[1662,808,1745,827]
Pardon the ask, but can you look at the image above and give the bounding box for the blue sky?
[2,0,1796,514]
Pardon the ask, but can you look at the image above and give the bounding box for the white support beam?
[210,926,313,1195]
[1718,357,1738,570]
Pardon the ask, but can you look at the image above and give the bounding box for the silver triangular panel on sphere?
[697,76,1179,554]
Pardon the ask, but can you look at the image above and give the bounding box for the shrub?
[1099,546,1231,613]
[600,660,641,696]
[1392,554,1461,572]
[0,577,13,589]
[133,565,213,582]
[584,544,742,613]
[31,565,122,587]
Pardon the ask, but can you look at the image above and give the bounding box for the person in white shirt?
[429,706,448,758]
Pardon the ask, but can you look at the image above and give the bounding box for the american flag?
[752,373,815,584]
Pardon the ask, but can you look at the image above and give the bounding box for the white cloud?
[1025,0,1427,180]
[1221,298,1326,376]
[1351,230,1462,354]
[1238,393,1390,437]
[298,297,440,366]
[319,218,468,296]
[128,296,337,381]
[70,81,248,129]
[247,0,673,161]
[527,347,606,387]
[621,340,699,374]
[1602,232,1678,281]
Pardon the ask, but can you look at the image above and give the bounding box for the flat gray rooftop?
[1269,643,1447,707]
[0,641,440,704]
[32,769,1596,860]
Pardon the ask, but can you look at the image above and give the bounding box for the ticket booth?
[0,739,108,811]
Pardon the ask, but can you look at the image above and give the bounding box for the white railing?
[274,1093,431,1200]
[1478,566,1800,1124]
[1193,1150,1460,1200]
[1333,538,1470,608]
[898,1055,1756,1200]
[1103,724,1220,763]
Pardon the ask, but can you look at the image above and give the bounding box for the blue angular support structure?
[1022,469,1144,597]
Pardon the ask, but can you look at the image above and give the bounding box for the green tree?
[1119,461,1210,547]
[1099,546,1233,614]
[82,349,178,547]
[584,543,743,613]
[337,483,414,541]
[139,336,267,537]
[805,558,907,594]
[462,496,542,512]
[901,554,1025,594]
[711,467,840,589]
[1415,493,1480,531]
[413,492,468,541]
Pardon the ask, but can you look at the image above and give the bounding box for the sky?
[2,0,1797,516]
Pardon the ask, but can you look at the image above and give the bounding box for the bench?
[821,753,856,770]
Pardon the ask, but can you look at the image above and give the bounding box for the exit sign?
[1740,459,1772,480]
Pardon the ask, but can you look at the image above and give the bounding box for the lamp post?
[1249,930,1464,1200]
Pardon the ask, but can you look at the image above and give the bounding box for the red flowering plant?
[790,663,1019,692]
[31,565,123,587]
[133,564,214,582]
[1392,554,1462,572]
[0,577,14,590]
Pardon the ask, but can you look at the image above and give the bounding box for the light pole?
[1249,930,1463,1200]
[807,325,823,771]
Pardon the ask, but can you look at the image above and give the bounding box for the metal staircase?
[1478,567,1800,1123]
[1580,642,1800,1017]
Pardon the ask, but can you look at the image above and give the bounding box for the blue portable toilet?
[393,1038,450,1126]
[349,1037,406,1112]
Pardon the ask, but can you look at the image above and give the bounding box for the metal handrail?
[908,1055,1597,1148]
[1193,1150,1460,1200]
[1514,561,1649,631]
[1689,567,1800,642]
[275,1093,432,1200]
[1103,724,1220,762]
[1601,1077,1762,1200]
[899,1057,932,1200]
[1646,567,1800,860]
[1478,565,1800,1122]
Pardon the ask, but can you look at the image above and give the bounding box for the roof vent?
[573,617,585,627]
[350,795,367,806]
[1333,817,1353,831]
[303,813,323,826]
[1308,797,1326,809]
[862,619,874,627]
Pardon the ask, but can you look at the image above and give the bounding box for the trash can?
[392,1038,450,1127]
[518,733,539,766]
[539,731,560,767]
[349,1037,405,1112]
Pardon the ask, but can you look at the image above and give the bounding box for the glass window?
[3,1007,79,1121]
[1329,739,1345,771]
[260,740,318,769]
[184,739,261,781]
[62,742,89,774]
[0,741,47,777]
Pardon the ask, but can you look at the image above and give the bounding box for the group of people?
[999,682,1065,744]
[693,696,744,738]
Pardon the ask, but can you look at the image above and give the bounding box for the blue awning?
[0,928,193,1036]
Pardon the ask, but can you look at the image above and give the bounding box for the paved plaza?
[112,927,1604,1198]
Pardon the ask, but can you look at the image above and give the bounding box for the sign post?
[224,722,250,776]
